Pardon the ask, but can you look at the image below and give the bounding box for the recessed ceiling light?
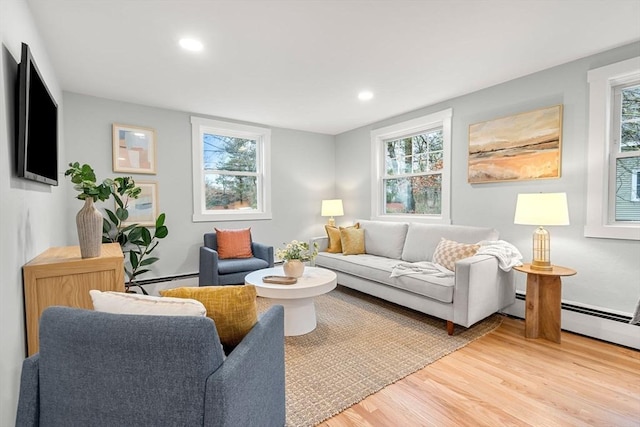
[358,91,374,101]
[179,38,203,52]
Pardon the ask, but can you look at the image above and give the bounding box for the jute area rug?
[257,285,502,427]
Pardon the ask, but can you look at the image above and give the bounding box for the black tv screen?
[16,42,59,186]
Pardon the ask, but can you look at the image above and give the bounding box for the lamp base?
[530,260,553,271]
[327,217,336,227]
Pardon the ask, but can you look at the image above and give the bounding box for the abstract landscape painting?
[468,105,563,183]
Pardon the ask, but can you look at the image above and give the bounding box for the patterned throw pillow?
[215,227,253,259]
[161,285,257,348]
[431,238,480,271]
[325,223,359,253]
[340,226,365,255]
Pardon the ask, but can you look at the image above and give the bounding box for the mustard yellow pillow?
[160,285,257,348]
[340,226,365,255]
[325,223,359,253]
[432,238,480,271]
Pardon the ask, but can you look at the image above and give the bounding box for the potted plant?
[276,240,318,278]
[65,162,169,293]
[65,162,120,258]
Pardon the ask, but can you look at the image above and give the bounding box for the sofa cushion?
[357,220,409,259]
[401,223,498,262]
[217,257,270,274]
[161,285,257,348]
[215,228,253,259]
[432,238,480,271]
[316,252,454,303]
[90,290,207,316]
[340,226,365,255]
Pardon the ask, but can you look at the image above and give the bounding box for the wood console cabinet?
[23,243,125,356]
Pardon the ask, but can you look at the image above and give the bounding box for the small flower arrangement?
[276,240,319,262]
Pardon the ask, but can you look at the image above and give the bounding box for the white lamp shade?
[514,193,569,226]
[321,199,344,217]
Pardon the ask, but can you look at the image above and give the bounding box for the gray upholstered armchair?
[16,305,286,427]
[199,231,274,286]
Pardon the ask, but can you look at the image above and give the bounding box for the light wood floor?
[319,316,640,427]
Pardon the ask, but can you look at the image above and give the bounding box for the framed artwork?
[468,105,563,184]
[112,123,157,174]
[122,181,159,227]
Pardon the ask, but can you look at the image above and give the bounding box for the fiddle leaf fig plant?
[102,180,169,294]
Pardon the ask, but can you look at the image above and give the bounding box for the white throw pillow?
[90,290,207,316]
[357,220,409,259]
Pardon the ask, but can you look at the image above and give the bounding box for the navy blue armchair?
[199,232,273,286]
[16,305,286,427]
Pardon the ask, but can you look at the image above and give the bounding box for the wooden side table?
[22,243,125,355]
[513,263,576,343]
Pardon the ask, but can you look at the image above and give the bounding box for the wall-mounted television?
[16,42,59,186]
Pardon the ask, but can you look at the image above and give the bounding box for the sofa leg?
[446,321,454,336]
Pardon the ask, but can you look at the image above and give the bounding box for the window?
[585,57,640,240]
[371,109,452,223]
[610,83,640,220]
[191,117,271,221]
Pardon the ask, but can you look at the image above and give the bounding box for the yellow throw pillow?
[432,238,480,271]
[340,226,365,255]
[160,285,257,348]
[325,223,359,253]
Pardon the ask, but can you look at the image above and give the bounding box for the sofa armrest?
[199,246,220,286]
[452,255,515,327]
[204,305,285,427]
[310,236,329,252]
[252,242,274,267]
[16,354,40,426]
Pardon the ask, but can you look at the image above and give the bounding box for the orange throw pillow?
[215,228,253,259]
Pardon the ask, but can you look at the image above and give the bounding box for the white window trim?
[191,116,272,222]
[370,108,452,223]
[632,168,640,202]
[585,57,640,240]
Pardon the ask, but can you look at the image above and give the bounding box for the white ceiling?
[26,0,640,135]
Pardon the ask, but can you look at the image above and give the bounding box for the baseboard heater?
[515,291,635,325]
[132,272,198,286]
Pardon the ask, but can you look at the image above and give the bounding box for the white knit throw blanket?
[390,261,454,278]
[476,240,523,272]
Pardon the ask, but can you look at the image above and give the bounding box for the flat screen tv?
[16,42,59,186]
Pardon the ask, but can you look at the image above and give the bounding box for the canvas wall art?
[121,181,158,227]
[112,123,157,174]
[468,105,563,184]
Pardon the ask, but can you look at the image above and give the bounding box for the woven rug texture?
[257,285,502,427]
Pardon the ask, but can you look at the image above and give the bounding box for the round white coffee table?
[245,266,337,336]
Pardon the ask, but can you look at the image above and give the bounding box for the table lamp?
[514,192,569,271]
[321,199,344,227]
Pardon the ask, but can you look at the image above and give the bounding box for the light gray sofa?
[311,219,515,334]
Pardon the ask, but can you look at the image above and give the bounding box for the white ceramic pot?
[283,259,305,278]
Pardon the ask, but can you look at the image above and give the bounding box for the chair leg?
[446,320,454,335]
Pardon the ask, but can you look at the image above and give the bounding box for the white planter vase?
[76,197,103,258]
[283,259,305,278]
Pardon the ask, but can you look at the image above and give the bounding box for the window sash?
[191,116,271,222]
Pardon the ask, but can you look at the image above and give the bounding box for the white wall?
[62,93,337,278]
[336,42,640,322]
[0,0,68,424]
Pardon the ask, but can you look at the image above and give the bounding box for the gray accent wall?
[335,42,640,316]
[62,93,337,278]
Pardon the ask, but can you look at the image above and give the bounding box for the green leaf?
[140,257,159,266]
[113,193,124,209]
[155,213,166,228]
[116,207,129,222]
[141,227,152,246]
[102,218,111,233]
[131,269,150,277]
[154,225,168,239]
[129,251,139,269]
[128,227,143,242]
[105,209,119,226]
